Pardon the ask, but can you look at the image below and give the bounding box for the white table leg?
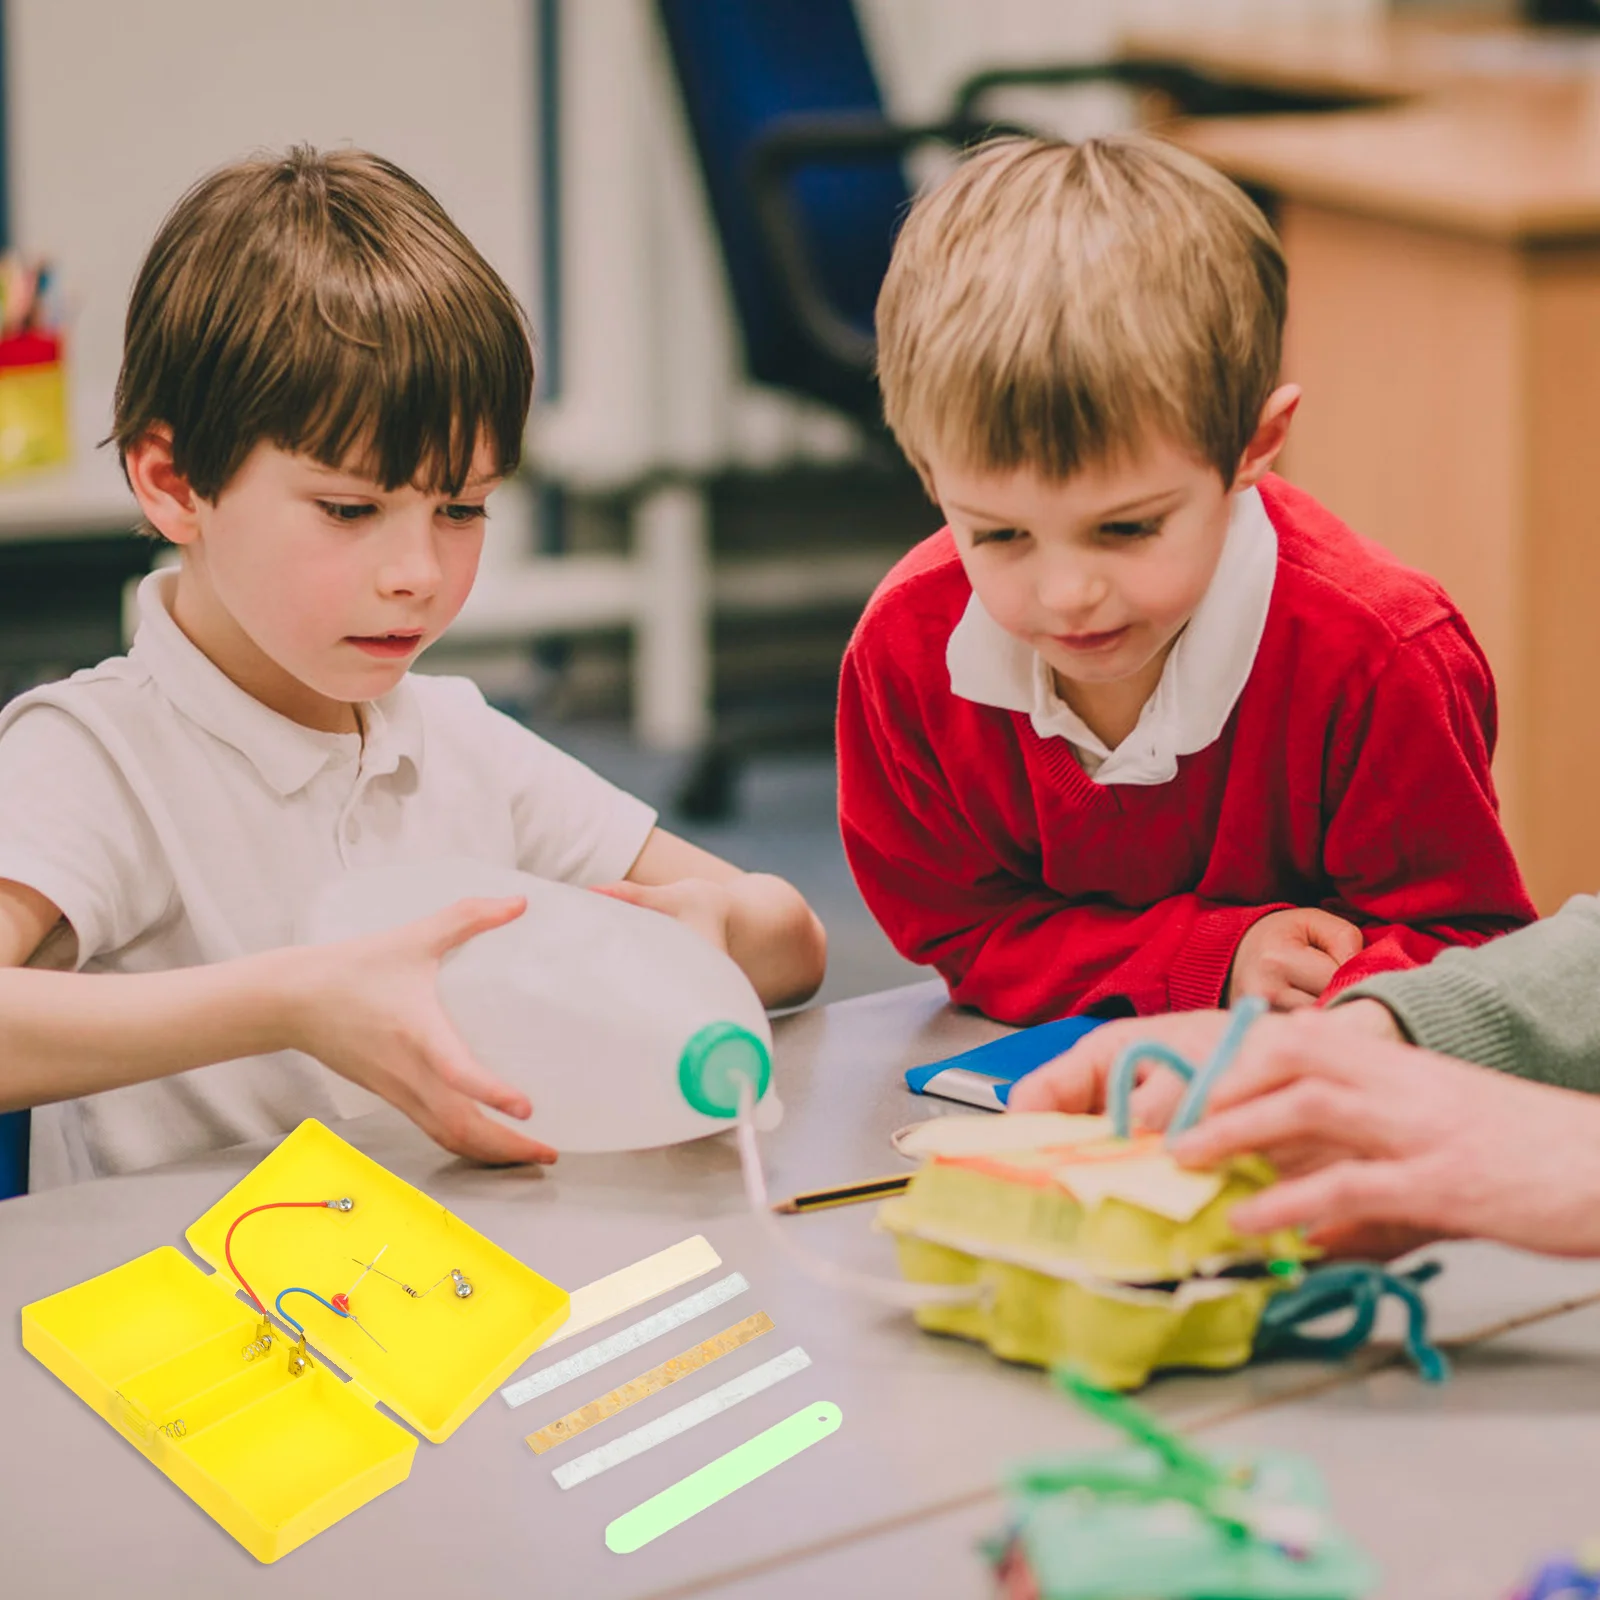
[633,479,712,751]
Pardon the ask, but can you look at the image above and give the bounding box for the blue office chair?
[654,0,1364,433]
[655,0,986,426]
[651,1,1368,815]
[0,1108,29,1199]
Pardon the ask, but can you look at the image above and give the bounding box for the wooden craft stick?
[525,1312,773,1454]
[772,1173,913,1213]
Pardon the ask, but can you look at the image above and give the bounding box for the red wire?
[224,1201,334,1317]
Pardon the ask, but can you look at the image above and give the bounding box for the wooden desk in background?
[1125,18,1600,911]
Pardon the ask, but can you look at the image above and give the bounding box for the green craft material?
[985,1373,1377,1598]
[604,1401,841,1554]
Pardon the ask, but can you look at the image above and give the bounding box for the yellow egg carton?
[20,1119,570,1562]
[878,1115,1312,1390]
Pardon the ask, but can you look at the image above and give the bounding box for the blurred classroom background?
[2,0,1598,1001]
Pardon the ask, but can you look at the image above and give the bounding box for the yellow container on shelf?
[878,1132,1312,1390]
[0,330,69,478]
[20,1119,571,1563]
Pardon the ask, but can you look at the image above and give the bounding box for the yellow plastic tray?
[21,1119,570,1562]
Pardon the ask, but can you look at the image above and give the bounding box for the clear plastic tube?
[735,1080,983,1308]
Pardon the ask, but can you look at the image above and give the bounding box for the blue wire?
[274,1286,349,1336]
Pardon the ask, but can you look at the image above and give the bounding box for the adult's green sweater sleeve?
[1334,895,1600,1092]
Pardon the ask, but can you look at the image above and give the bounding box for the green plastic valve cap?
[678,1022,771,1118]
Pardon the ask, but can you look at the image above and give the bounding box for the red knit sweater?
[838,476,1536,1024]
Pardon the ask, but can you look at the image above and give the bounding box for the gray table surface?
[752,1275,1600,1600]
[4,979,1599,1599]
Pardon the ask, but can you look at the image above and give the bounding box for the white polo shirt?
[0,570,658,1189]
[944,485,1279,785]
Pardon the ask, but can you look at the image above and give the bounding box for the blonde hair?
[875,134,1286,487]
[114,145,533,500]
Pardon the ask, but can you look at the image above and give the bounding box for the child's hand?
[286,897,558,1167]
[1228,908,1364,1010]
[592,878,734,955]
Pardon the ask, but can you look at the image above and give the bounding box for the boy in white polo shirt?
[0,147,826,1189]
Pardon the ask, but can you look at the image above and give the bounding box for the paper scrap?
[1053,1155,1224,1222]
[893,1112,1111,1160]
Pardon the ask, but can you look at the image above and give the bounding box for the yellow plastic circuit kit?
[20,1119,570,1562]
[877,1115,1315,1389]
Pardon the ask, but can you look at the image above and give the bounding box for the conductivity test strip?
[545,1235,722,1348]
[502,1272,749,1409]
[553,1346,812,1489]
[526,1312,773,1453]
[605,1402,843,1553]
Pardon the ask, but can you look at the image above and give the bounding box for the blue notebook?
[905,1016,1109,1111]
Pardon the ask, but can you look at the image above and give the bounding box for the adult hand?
[1171,1009,1600,1258]
[1007,997,1403,1132]
[592,877,733,955]
[287,896,558,1166]
[1228,908,1365,1010]
[1007,1010,1235,1127]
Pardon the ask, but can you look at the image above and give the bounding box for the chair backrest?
[655,0,909,418]
[1523,0,1600,24]
[0,1108,29,1199]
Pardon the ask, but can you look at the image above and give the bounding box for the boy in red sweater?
[838,134,1534,1026]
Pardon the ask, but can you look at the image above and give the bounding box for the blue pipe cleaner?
[1254,1260,1448,1383]
[1107,995,1267,1139]
[1516,1555,1600,1600]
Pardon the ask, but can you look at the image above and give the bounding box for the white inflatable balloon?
[303,858,780,1152]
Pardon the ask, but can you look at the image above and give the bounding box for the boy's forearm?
[0,948,309,1112]
[933,894,1287,1024]
[725,874,826,1009]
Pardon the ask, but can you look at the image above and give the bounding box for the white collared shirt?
[0,570,658,1188]
[945,486,1278,785]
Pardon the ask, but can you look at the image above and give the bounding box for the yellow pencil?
[772,1173,913,1214]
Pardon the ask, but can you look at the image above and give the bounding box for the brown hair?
[876,134,1286,488]
[112,145,533,499]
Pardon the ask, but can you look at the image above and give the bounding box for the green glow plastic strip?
[604,1401,842,1554]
